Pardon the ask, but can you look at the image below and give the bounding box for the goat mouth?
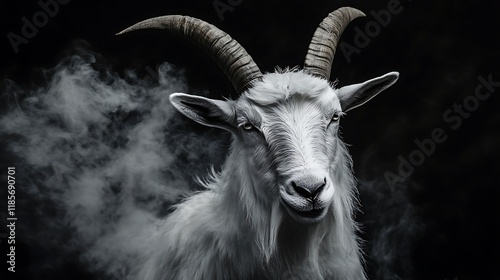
[281,200,327,224]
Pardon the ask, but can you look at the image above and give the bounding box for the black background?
[0,0,499,279]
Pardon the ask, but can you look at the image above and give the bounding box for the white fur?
[140,70,367,280]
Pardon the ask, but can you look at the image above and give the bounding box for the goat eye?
[242,122,254,131]
[331,113,340,122]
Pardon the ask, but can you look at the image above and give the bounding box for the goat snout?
[290,176,326,200]
[280,173,332,223]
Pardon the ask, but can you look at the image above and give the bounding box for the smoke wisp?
[0,52,227,278]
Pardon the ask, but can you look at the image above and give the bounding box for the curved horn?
[304,7,365,80]
[117,16,262,93]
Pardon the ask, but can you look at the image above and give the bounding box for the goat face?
[169,70,398,224]
[235,72,341,223]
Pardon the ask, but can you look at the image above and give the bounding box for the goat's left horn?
[116,15,262,94]
[303,7,365,80]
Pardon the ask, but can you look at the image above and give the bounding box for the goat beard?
[255,198,337,265]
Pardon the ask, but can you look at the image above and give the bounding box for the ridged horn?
[304,7,365,80]
[117,16,262,93]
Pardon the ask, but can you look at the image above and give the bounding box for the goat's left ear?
[337,71,399,112]
[170,93,237,133]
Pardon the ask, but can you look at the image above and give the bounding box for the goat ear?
[337,71,399,112]
[170,93,237,133]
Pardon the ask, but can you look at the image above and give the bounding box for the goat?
[117,7,399,280]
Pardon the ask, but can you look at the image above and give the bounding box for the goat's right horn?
[304,7,365,80]
[117,15,263,94]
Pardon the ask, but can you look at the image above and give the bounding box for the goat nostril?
[313,184,325,199]
[292,182,312,198]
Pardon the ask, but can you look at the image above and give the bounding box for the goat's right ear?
[169,93,237,133]
[337,71,399,112]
